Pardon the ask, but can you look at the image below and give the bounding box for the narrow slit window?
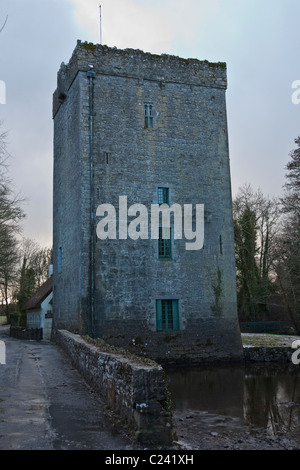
[158,187,169,205]
[158,227,172,258]
[58,246,63,273]
[144,104,154,128]
[105,152,111,164]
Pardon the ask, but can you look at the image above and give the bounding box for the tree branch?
[0,15,8,34]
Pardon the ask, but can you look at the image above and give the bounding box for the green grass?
[241,332,300,348]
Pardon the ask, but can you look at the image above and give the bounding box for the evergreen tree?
[233,185,280,320]
[274,136,300,331]
[16,257,36,311]
[234,203,259,319]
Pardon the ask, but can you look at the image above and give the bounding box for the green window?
[144,104,153,128]
[156,299,179,331]
[158,227,172,258]
[158,187,169,205]
[158,187,171,258]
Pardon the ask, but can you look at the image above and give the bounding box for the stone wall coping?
[60,329,162,370]
[56,329,174,445]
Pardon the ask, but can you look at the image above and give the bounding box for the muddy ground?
[172,409,300,450]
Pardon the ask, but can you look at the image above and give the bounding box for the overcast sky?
[0,0,300,248]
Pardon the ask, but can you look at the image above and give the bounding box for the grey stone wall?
[56,329,174,445]
[53,41,243,364]
[53,69,91,334]
[10,326,43,341]
[244,347,293,363]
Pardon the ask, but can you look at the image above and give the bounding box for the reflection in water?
[165,363,300,435]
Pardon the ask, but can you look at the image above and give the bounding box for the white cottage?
[23,276,53,339]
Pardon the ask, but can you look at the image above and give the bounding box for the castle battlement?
[53,40,227,118]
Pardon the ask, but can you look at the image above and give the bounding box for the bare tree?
[273,136,300,331]
[0,127,25,309]
[0,15,8,34]
[18,238,52,288]
[233,184,281,320]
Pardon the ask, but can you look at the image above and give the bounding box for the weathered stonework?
[244,347,293,363]
[56,329,174,445]
[52,41,243,364]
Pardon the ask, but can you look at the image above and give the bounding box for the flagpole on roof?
[99,5,102,44]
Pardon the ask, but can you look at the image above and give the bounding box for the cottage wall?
[26,293,53,339]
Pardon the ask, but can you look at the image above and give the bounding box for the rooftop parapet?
[53,40,227,117]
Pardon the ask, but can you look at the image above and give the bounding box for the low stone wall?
[56,329,174,446]
[10,326,43,341]
[244,347,293,363]
[240,321,296,335]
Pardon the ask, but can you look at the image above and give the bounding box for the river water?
[165,363,300,437]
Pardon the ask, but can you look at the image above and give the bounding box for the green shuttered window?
[144,104,153,128]
[158,187,172,258]
[156,299,179,331]
[158,227,172,258]
[158,187,169,205]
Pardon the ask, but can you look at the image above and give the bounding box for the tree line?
[0,128,52,324]
[233,136,300,332]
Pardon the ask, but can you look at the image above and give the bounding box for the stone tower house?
[52,41,243,365]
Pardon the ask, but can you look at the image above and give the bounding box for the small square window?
[144,104,154,128]
[156,299,179,331]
